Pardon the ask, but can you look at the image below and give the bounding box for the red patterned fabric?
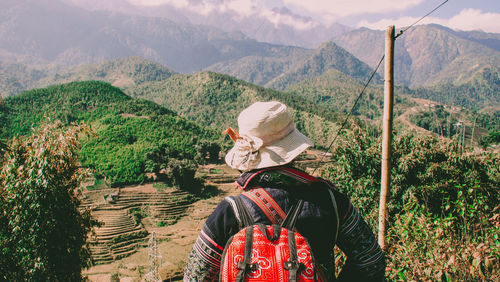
[220,225,324,281]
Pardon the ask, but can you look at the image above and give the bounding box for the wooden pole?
[471,115,478,146]
[378,25,395,251]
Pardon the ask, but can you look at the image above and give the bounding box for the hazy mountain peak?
[265,40,377,90]
[331,24,500,87]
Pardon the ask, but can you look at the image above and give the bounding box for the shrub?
[321,127,499,280]
[0,120,96,281]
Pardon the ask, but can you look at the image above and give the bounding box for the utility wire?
[311,0,449,175]
[395,0,449,39]
[312,55,385,175]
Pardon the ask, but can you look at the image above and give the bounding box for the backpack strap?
[328,189,339,244]
[281,200,305,282]
[230,196,258,281]
[241,188,286,225]
[235,226,258,282]
[281,199,304,230]
[233,196,254,227]
[238,166,340,244]
[284,229,301,282]
[235,166,319,190]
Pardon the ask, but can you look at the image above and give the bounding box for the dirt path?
[395,97,435,134]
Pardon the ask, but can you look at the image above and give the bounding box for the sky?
[126,0,500,33]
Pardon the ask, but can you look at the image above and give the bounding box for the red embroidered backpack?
[220,196,326,282]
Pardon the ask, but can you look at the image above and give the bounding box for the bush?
[321,127,499,280]
[0,120,96,281]
[164,159,203,193]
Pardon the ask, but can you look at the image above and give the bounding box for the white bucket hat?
[224,101,313,171]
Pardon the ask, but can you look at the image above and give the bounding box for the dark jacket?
[184,166,386,281]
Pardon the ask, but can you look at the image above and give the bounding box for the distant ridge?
[331,25,500,87]
[265,41,378,91]
[37,57,176,89]
[0,0,307,73]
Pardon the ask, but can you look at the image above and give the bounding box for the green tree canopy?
[0,121,95,281]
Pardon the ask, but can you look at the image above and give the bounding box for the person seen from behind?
[184,101,386,281]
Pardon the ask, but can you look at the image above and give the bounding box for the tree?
[0,98,6,158]
[195,141,221,164]
[0,120,95,281]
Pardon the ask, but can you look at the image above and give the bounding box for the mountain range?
[1,0,308,73]
[61,0,352,49]
[0,0,499,112]
[330,25,500,87]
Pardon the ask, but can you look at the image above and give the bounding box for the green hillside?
[0,81,217,186]
[284,69,413,120]
[38,57,176,87]
[130,71,352,148]
[2,57,356,148]
[413,66,500,110]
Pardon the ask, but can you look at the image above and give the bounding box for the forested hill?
[264,41,378,91]
[413,66,500,110]
[6,57,415,147]
[36,57,176,91]
[130,71,350,148]
[0,81,218,186]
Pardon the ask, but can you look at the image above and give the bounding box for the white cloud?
[260,9,320,30]
[129,0,189,8]
[447,9,500,33]
[358,9,500,33]
[129,0,257,16]
[129,0,320,30]
[283,0,424,18]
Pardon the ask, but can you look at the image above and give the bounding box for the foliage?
[130,71,356,149]
[0,121,96,281]
[387,192,498,281]
[128,207,149,225]
[110,272,120,282]
[195,140,221,164]
[0,99,5,159]
[480,130,500,149]
[412,67,500,111]
[409,105,459,137]
[476,111,500,132]
[0,81,219,186]
[321,128,499,280]
[163,159,202,193]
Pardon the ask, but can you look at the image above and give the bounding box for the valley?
[0,1,498,281]
[82,163,243,281]
[81,149,327,281]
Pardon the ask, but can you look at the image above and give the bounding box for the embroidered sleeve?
[184,200,239,281]
[336,203,386,281]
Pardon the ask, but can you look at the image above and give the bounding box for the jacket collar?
[235,166,321,190]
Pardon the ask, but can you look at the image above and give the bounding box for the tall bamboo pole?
[471,115,478,146]
[378,25,395,251]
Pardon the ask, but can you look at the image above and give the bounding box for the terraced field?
[83,153,322,281]
[82,186,196,265]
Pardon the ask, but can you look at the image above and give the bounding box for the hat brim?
[225,128,313,171]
